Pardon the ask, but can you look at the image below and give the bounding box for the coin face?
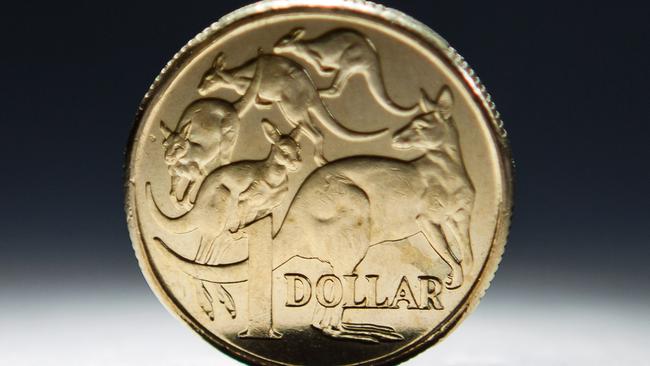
[125,1,513,365]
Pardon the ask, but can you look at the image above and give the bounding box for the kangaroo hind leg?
[416,216,463,289]
[320,67,356,98]
[301,120,327,166]
[287,108,327,167]
[197,281,215,321]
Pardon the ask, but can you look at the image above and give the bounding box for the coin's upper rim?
[124,1,514,365]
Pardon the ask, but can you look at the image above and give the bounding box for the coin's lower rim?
[124,1,513,365]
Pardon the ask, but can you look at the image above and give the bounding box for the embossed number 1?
[238,216,282,339]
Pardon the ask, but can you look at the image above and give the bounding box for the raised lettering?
[285,273,312,307]
[390,276,419,309]
[365,274,388,308]
[343,274,367,307]
[315,274,343,308]
[418,276,443,310]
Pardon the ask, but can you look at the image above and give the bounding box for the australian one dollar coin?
[125,1,513,364]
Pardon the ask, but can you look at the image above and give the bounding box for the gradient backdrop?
[1,1,648,365]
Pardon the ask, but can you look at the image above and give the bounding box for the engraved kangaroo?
[273,28,421,117]
[149,120,302,265]
[198,53,387,166]
[150,87,475,343]
[160,99,239,205]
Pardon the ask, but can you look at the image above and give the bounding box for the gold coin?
[125,1,513,365]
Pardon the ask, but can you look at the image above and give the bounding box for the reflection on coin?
[125,1,513,365]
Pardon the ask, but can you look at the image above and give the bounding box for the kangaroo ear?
[261,119,281,144]
[213,52,226,70]
[160,120,172,139]
[289,126,302,142]
[419,88,437,114]
[436,87,453,119]
[290,28,306,41]
[180,123,192,139]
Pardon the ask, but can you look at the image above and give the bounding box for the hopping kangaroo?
[198,53,387,166]
[160,99,240,204]
[149,119,302,265]
[150,87,475,343]
[273,28,421,117]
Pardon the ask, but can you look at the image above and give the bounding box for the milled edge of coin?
[124,1,514,365]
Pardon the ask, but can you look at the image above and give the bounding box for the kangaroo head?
[198,53,229,95]
[261,119,302,172]
[273,28,307,54]
[160,120,192,165]
[392,87,457,151]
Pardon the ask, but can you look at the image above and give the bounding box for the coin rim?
[124,1,514,365]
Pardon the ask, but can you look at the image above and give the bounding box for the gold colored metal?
[125,1,513,365]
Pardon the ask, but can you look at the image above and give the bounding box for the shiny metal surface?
[125,1,513,364]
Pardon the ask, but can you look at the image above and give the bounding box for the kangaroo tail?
[310,101,388,141]
[146,183,197,234]
[365,68,421,118]
[149,237,249,284]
